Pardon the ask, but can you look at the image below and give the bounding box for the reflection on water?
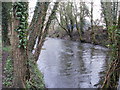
[37,38,110,88]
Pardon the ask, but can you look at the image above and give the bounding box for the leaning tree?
[11,1,59,88]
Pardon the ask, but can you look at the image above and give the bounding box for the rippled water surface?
[37,38,110,88]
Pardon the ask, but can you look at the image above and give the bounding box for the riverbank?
[48,28,109,47]
[2,46,13,88]
[2,45,45,89]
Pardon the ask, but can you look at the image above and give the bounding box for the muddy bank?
[48,27,109,47]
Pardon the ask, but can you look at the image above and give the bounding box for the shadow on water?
[37,37,110,88]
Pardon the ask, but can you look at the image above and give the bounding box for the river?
[37,37,110,88]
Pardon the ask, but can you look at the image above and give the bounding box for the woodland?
[1,0,120,89]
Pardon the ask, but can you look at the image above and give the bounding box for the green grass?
[2,45,13,87]
[26,58,45,89]
[2,46,11,52]
[3,56,13,87]
[2,45,45,89]
[2,46,45,89]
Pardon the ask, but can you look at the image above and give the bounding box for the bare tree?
[90,1,96,44]
[33,2,59,61]
[28,2,50,52]
[55,2,74,40]
[101,0,119,29]
[56,2,89,40]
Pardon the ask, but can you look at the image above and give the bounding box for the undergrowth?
[2,46,45,89]
[3,55,13,87]
[26,58,45,89]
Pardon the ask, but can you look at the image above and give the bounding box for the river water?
[37,37,110,88]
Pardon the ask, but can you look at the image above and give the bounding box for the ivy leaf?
[18,45,21,48]
[17,29,22,32]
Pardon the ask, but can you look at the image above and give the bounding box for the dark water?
[37,38,110,88]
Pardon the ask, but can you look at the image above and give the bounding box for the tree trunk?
[12,2,30,88]
[34,2,59,61]
[90,2,95,44]
[80,2,84,35]
[2,2,11,46]
[101,1,118,29]
[28,2,50,53]
[12,18,28,88]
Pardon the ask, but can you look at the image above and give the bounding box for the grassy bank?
[2,46,45,89]
[26,57,45,89]
[2,46,13,88]
[2,53,13,87]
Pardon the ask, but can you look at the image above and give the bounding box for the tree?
[101,0,119,29]
[79,2,85,34]
[56,2,74,40]
[2,2,11,46]
[11,1,59,88]
[101,1,119,78]
[56,2,89,40]
[78,2,89,41]
[28,2,50,53]
[33,2,59,61]
[12,2,30,88]
[90,1,96,44]
[102,11,120,88]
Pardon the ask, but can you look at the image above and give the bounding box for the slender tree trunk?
[101,1,118,29]
[90,2,95,44]
[34,2,59,61]
[2,2,11,46]
[28,2,50,53]
[74,11,83,41]
[80,2,84,35]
